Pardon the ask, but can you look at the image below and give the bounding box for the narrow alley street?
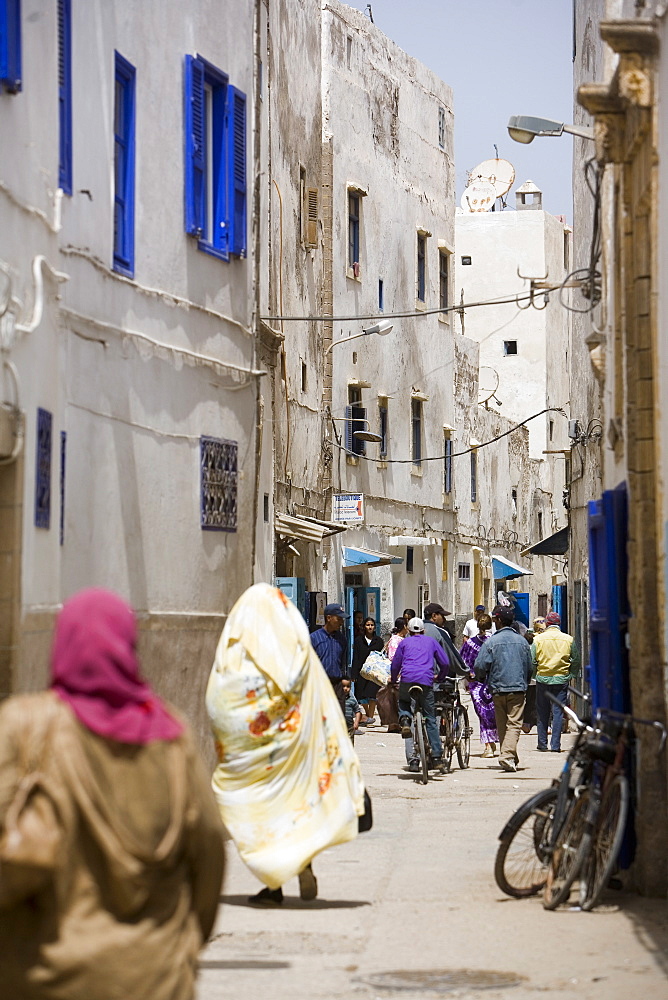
[199,729,668,1000]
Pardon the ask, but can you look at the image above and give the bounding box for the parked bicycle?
[494,687,666,911]
[436,677,472,772]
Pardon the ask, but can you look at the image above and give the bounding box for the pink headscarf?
[51,588,183,744]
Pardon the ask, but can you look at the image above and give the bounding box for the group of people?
[0,584,580,997]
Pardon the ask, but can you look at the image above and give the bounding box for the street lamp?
[507,115,595,144]
[330,415,383,444]
[325,319,393,354]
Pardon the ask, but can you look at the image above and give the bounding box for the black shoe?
[399,715,412,738]
[248,887,283,906]
[550,749,562,753]
[408,759,420,772]
[536,746,548,752]
[431,757,444,769]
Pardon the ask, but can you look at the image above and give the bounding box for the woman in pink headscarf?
[0,588,224,1000]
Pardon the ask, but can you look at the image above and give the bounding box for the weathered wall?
[0,1,257,739]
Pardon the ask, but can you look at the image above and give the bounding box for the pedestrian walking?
[474,605,533,772]
[206,584,365,907]
[351,617,384,724]
[310,602,349,714]
[532,611,580,753]
[0,588,225,1000]
[462,604,488,639]
[341,677,362,741]
[390,617,450,771]
[460,613,498,757]
[385,617,408,660]
[402,607,416,626]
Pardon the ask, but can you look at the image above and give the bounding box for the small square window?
[504,340,518,355]
[200,436,238,531]
[461,255,472,266]
[458,562,471,582]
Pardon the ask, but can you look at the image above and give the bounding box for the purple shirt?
[390,634,449,686]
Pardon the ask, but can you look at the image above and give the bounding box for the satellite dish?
[461,178,496,213]
[468,158,516,199]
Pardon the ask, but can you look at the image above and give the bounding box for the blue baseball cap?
[324,603,348,617]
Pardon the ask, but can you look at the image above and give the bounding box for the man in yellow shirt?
[531,611,580,753]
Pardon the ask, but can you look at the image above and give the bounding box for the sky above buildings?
[349,0,574,220]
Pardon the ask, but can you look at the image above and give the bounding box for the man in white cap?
[390,617,450,768]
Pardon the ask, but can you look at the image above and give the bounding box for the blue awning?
[343,547,403,568]
[492,555,533,580]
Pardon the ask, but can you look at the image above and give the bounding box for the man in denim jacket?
[474,605,533,772]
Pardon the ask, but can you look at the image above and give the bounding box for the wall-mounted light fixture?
[507,115,595,144]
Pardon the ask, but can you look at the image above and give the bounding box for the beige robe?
[0,692,225,1000]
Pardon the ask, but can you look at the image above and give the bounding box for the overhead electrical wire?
[261,283,582,325]
[331,406,567,464]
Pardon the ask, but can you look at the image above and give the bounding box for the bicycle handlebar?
[594,707,667,755]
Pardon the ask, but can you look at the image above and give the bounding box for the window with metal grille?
[411,398,422,467]
[113,52,136,277]
[444,432,452,493]
[35,408,52,529]
[439,250,449,311]
[306,187,318,246]
[184,55,246,259]
[438,106,446,149]
[458,562,471,582]
[200,436,238,531]
[348,192,360,269]
[417,234,426,302]
[58,0,72,194]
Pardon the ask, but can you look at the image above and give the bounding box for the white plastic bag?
[360,650,391,687]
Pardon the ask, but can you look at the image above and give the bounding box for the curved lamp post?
[507,115,595,144]
[325,319,393,354]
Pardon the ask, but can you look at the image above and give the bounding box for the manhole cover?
[357,969,526,993]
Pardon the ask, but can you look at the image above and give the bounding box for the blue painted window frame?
[58,0,72,194]
[59,430,66,545]
[184,55,247,260]
[35,408,52,529]
[113,51,136,278]
[0,0,21,93]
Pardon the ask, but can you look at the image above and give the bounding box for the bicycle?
[436,677,472,772]
[544,705,665,911]
[407,684,444,784]
[495,686,592,899]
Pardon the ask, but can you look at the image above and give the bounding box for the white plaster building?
[0,0,257,745]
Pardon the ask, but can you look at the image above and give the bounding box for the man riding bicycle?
[390,617,451,768]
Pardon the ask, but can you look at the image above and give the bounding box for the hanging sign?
[332,493,364,523]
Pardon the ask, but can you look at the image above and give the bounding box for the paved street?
[198,726,668,1000]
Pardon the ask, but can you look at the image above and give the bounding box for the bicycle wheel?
[495,786,558,897]
[579,774,629,911]
[543,789,592,910]
[414,711,429,784]
[440,706,454,772]
[455,705,471,769]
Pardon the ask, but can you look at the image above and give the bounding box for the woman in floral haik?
[206,583,365,906]
[460,613,499,757]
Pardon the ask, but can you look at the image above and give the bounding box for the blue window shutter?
[184,55,205,236]
[58,0,72,194]
[0,0,21,93]
[344,404,353,453]
[226,84,246,257]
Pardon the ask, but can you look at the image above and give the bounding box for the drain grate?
[357,968,526,993]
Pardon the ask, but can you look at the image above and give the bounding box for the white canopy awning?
[388,535,438,547]
[275,513,346,543]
